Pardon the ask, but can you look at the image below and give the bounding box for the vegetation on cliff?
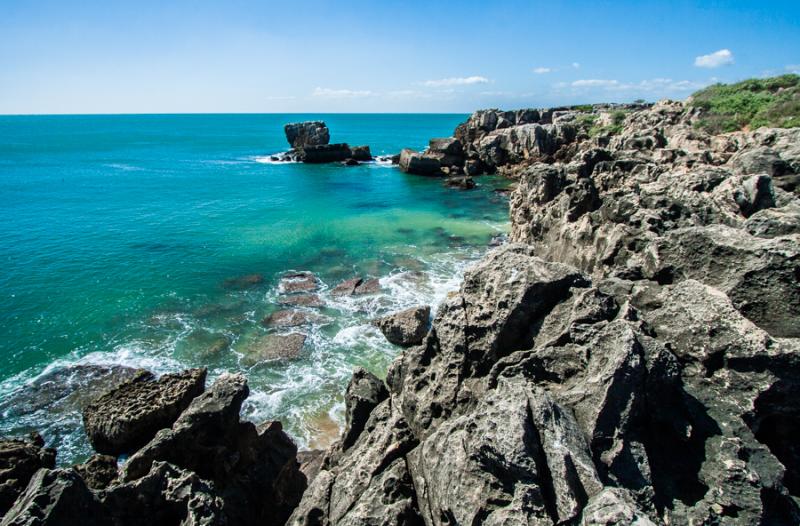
[690,74,800,133]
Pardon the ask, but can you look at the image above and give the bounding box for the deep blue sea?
[0,114,509,463]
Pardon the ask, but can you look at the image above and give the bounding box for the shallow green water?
[0,114,509,462]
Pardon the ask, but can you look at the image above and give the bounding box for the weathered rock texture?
[82,368,206,456]
[373,306,431,347]
[0,434,55,517]
[288,101,800,525]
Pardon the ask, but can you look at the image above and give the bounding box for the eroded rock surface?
[373,306,431,347]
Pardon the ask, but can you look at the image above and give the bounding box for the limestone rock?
[372,306,430,347]
[245,333,306,364]
[285,121,330,149]
[82,368,206,456]
[0,434,56,517]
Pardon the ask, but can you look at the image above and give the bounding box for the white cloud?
[786,64,800,74]
[572,79,619,88]
[572,62,581,69]
[311,87,374,98]
[694,49,734,68]
[420,76,490,87]
[533,67,552,74]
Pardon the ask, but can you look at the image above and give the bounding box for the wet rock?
[330,277,381,296]
[72,454,117,490]
[299,143,352,163]
[222,273,264,289]
[1,468,107,526]
[0,434,56,516]
[261,309,313,328]
[372,306,431,347]
[121,374,305,525]
[0,364,140,419]
[82,368,206,456]
[278,293,325,308]
[244,333,306,364]
[278,271,320,293]
[444,176,476,190]
[350,145,372,161]
[341,368,388,451]
[284,121,330,149]
[341,158,359,166]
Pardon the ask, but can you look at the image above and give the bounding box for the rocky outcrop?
[288,101,800,525]
[82,368,206,456]
[245,333,307,364]
[72,454,117,490]
[299,143,353,163]
[285,121,330,149]
[373,306,431,347]
[330,277,380,296]
[0,434,55,517]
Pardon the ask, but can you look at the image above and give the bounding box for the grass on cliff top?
[689,74,800,134]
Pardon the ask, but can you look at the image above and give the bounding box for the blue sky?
[1,0,799,114]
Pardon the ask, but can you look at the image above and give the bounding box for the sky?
[1,0,799,114]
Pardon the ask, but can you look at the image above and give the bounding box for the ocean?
[0,113,509,464]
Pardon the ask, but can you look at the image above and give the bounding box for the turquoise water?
[0,114,509,463]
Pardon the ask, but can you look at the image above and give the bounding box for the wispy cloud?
[572,62,581,69]
[572,79,619,88]
[533,67,552,74]
[420,76,490,87]
[311,87,374,98]
[694,49,734,68]
[787,64,800,74]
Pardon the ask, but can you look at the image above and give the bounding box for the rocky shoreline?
[2,101,799,525]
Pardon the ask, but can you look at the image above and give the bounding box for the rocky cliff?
[288,101,800,525]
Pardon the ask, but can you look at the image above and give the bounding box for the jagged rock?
[122,373,305,525]
[82,368,206,456]
[727,146,792,178]
[372,306,430,347]
[299,143,352,163]
[0,434,56,516]
[100,461,225,525]
[398,149,442,176]
[642,225,800,337]
[443,176,476,190]
[296,450,325,486]
[285,121,330,148]
[580,488,656,525]
[1,468,106,526]
[72,454,117,490]
[341,368,388,450]
[745,203,800,237]
[244,333,306,364]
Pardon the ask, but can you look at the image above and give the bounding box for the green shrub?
[690,74,800,133]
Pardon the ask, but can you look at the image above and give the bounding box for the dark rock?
[72,454,117,490]
[350,145,372,161]
[1,468,107,526]
[299,143,352,163]
[222,273,264,289]
[341,158,359,166]
[82,368,206,456]
[0,434,56,516]
[341,368,389,451]
[244,333,306,364]
[284,121,330,149]
[121,374,305,525]
[464,159,482,176]
[444,176,476,190]
[372,306,431,347]
[398,148,442,176]
[728,146,791,178]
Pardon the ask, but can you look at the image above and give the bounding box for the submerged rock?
[82,368,206,456]
[245,333,307,363]
[278,271,320,293]
[372,306,431,347]
[261,309,313,328]
[222,273,264,289]
[278,293,325,308]
[330,277,381,296]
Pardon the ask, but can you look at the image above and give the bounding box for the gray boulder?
[284,121,330,149]
[372,306,430,347]
[82,368,206,456]
[398,149,442,176]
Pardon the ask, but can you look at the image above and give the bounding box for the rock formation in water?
[280,121,372,164]
[2,101,799,526]
[288,101,800,525]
